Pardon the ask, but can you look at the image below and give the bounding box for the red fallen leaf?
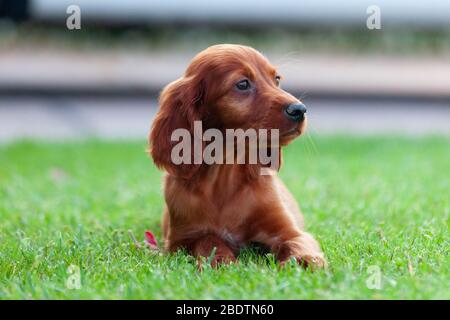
[145,231,158,249]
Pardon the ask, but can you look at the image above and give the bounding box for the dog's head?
[149,44,307,177]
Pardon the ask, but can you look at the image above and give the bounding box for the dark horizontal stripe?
[0,86,449,105]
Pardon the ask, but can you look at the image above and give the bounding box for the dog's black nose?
[284,103,307,122]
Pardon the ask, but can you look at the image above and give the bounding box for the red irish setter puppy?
[149,44,326,268]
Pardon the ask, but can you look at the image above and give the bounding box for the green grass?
[0,136,448,299]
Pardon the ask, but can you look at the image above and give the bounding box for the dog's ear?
[149,76,205,179]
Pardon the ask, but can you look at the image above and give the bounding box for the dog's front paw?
[285,253,327,269]
[275,236,327,270]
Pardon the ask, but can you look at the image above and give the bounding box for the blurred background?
[0,0,449,141]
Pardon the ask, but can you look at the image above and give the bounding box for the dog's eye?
[275,75,281,86]
[236,79,251,91]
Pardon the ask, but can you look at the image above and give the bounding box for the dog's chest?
[202,168,276,234]
[204,166,261,210]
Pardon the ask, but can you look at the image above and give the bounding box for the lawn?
[0,136,448,299]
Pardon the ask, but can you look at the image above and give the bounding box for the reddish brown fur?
[149,44,326,268]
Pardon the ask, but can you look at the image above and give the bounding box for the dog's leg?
[191,234,236,268]
[250,214,326,269]
[250,178,326,269]
[272,231,327,269]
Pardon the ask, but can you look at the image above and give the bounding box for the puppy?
[149,44,326,268]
